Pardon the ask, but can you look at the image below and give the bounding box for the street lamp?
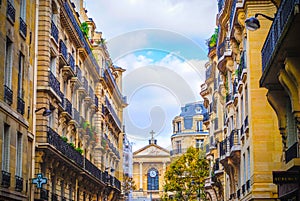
[245,13,274,31]
[35,105,55,116]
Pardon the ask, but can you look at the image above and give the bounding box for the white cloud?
[85,0,217,40]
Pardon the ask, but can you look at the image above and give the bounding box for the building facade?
[123,134,133,201]
[0,0,129,200]
[259,0,300,200]
[170,102,209,160]
[0,0,36,200]
[201,0,283,200]
[132,133,170,201]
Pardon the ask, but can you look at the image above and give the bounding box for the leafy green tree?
[122,175,137,197]
[163,147,209,201]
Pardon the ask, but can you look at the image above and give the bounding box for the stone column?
[139,162,143,190]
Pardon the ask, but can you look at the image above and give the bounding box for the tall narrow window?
[177,122,181,132]
[147,168,159,190]
[243,153,246,185]
[245,85,248,115]
[247,147,250,180]
[196,121,203,131]
[18,52,24,98]
[2,124,10,172]
[176,141,181,154]
[16,132,23,176]
[241,95,244,124]
[20,0,26,19]
[5,38,13,89]
[50,56,56,74]
[69,184,73,200]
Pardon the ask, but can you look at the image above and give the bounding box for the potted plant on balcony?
[75,147,83,154]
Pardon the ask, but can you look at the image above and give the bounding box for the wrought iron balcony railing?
[246,179,250,191]
[229,0,237,29]
[104,64,123,99]
[68,53,75,71]
[219,138,227,157]
[205,64,213,80]
[59,40,68,62]
[95,95,99,108]
[51,20,59,43]
[7,0,15,23]
[19,17,27,38]
[1,170,11,188]
[73,108,80,124]
[105,96,121,129]
[47,127,84,167]
[17,96,25,115]
[64,98,72,116]
[84,158,103,182]
[49,71,62,98]
[229,129,240,150]
[75,65,82,81]
[15,175,23,191]
[285,142,298,163]
[262,0,299,71]
[4,85,13,106]
[63,2,100,75]
[217,0,224,12]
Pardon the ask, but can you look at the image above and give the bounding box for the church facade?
[132,133,171,201]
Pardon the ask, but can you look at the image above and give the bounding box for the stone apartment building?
[0,0,127,200]
[201,0,285,200]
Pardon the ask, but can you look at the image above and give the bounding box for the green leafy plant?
[207,27,219,49]
[80,22,89,38]
[61,136,68,142]
[69,142,75,148]
[75,147,83,154]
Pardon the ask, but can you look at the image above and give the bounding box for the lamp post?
[245,13,274,31]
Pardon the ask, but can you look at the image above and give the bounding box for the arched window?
[147,168,159,190]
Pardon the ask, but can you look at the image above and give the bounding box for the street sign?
[32,173,47,189]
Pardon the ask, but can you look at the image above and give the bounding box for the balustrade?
[7,0,15,22]
[51,20,59,43]
[59,40,68,62]
[17,96,25,115]
[4,85,13,105]
[19,17,27,37]
[1,170,11,187]
[15,175,23,191]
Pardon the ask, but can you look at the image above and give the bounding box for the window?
[2,124,10,171]
[177,122,181,132]
[245,85,248,115]
[196,139,203,149]
[20,0,26,19]
[176,141,181,153]
[50,56,56,74]
[147,168,159,190]
[5,38,13,88]
[18,52,24,98]
[241,95,244,124]
[69,184,73,200]
[196,121,203,132]
[16,132,23,176]
[243,153,246,184]
[247,147,250,180]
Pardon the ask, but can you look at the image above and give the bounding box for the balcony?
[242,184,245,194]
[59,40,68,64]
[217,38,231,73]
[95,95,99,109]
[244,115,249,133]
[229,129,240,152]
[200,83,208,96]
[19,17,27,38]
[51,20,59,43]
[15,175,23,191]
[89,86,94,100]
[1,170,11,188]
[103,64,123,100]
[217,0,224,12]
[205,64,213,80]
[82,77,89,93]
[46,127,118,187]
[73,108,80,125]
[219,138,228,159]
[49,71,62,100]
[17,96,25,115]
[285,142,298,163]
[63,98,72,117]
[260,0,300,87]
[4,85,13,105]
[104,96,122,130]
[47,126,84,167]
[237,189,241,199]
[63,2,101,75]
[6,0,15,23]
[246,179,250,191]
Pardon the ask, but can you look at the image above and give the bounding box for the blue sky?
[85,0,218,151]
